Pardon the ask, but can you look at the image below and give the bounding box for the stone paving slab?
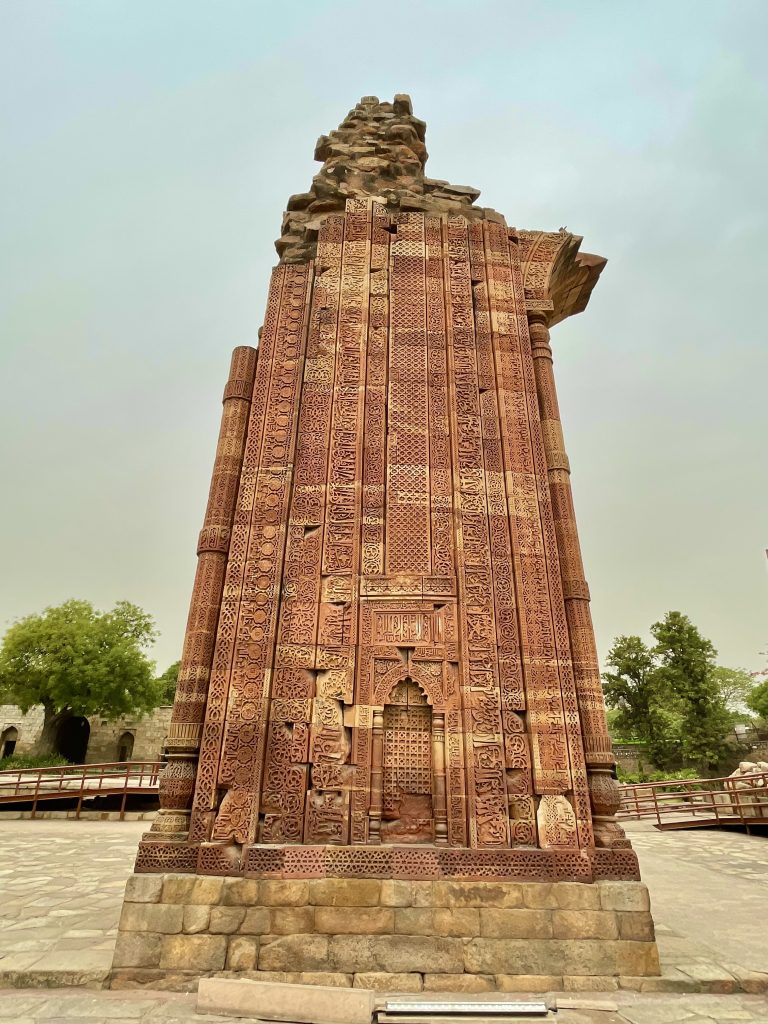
[0,820,143,986]
[627,822,768,975]
[0,989,768,1023]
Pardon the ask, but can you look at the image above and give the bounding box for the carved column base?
[593,816,632,849]
[142,750,198,845]
[588,766,630,848]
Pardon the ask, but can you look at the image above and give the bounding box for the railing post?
[31,769,42,819]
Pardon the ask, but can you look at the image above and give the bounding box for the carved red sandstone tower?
[138,95,637,880]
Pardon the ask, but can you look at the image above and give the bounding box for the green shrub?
[617,765,701,785]
[0,753,68,771]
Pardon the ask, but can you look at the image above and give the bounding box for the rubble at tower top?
[277,94,506,263]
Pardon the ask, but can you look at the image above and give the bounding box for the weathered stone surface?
[209,906,246,934]
[430,881,523,909]
[616,940,660,977]
[423,973,497,992]
[329,935,463,975]
[495,974,563,992]
[240,907,271,934]
[315,907,394,934]
[123,874,163,904]
[298,972,354,987]
[161,876,223,906]
[112,932,162,969]
[236,970,352,987]
[327,936,377,973]
[394,908,434,935]
[631,967,701,992]
[260,880,309,907]
[182,905,211,934]
[270,907,315,935]
[226,936,258,971]
[395,905,484,936]
[222,878,262,906]
[552,883,601,910]
[353,972,422,992]
[464,938,631,976]
[675,961,737,993]
[310,879,381,907]
[598,882,651,913]
[160,934,227,971]
[521,884,554,909]
[380,880,413,907]
[110,967,201,991]
[258,934,330,972]
[562,975,619,991]
[480,909,553,939]
[617,910,655,941]
[198,977,374,1024]
[721,962,768,994]
[433,908,481,937]
[552,911,619,940]
[119,903,183,934]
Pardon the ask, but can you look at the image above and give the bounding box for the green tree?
[0,599,160,756]
[651,611,732,771]
[711,666,758,718]
[602,635,656,742]
[602,612,736,773]
[156,660,180,704]
[602,633,684,768]
[747,678,768,721]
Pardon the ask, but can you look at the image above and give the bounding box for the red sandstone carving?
[136,95,632,880]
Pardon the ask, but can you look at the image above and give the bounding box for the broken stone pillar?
[114,94,657,991]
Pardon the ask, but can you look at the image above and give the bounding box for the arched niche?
[368,675,448,847]
[1,726,18,760]
[117,731,135,763]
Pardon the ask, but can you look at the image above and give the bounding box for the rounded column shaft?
[528,314,627,849]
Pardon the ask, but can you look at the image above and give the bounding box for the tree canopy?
[156,660,180,704]
[747,677,768,722]
[0,600,161,749]
[602,611,740,773]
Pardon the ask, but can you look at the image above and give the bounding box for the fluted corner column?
[528,313,628,849]
[146,345,258,844]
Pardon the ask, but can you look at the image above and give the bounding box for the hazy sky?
[1,0,766,677]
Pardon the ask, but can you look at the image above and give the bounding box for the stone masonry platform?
[110,873,658,991]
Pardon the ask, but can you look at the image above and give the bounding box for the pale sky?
[1,0,766,677]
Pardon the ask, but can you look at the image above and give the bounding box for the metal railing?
[619,771,768,830]
[0,760,162,820]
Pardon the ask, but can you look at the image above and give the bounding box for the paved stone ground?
[628,821,768,975]
[0,819,139,982]
[0,818,767,1022]
[0,989,767,1023]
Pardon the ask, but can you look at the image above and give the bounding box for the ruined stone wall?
[277,94,504,264]
[86,707,172,764]
[0,704,44,756]
[0,703,170,763]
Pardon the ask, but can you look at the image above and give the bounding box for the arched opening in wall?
[1,727,18,760]
[56,716,90,764]
[117,731,135,763]
[381,679,434,843]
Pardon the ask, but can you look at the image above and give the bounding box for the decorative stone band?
[134,842,641,882]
